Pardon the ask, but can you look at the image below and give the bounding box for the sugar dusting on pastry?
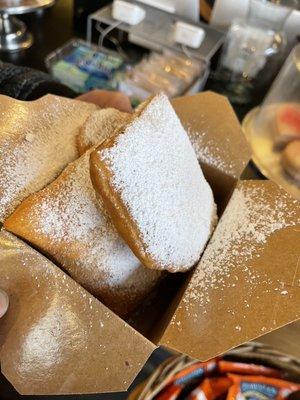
[101,93,217,272]
[4,150,161,316]
[0,95,96,222]
[32,151,138,286]
[181,182,299,309]
[78,108,129,154]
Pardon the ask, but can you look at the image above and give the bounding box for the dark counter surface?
[0,0,74,71]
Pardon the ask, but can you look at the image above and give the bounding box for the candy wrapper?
[218,361,281,378]
[227,374,300,400]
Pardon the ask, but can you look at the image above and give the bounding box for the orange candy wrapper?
[169,360,218,385]
[218,360,281,378]
[156,360,218,400]
[188,377,232,400]
[156,385,182,400]
[146,358,299,400]
[226,374,300,400]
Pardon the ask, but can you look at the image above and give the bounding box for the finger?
[0,289,9,318]
[102,92,133,113]
[77,90,132,112]
[77,90,132,113]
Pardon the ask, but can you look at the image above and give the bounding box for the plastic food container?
[119,50,209,105]
[45,38,126,93]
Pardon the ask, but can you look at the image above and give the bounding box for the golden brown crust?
[76,134,91,156]
[90,150,154,269]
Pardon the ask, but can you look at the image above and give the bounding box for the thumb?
[0,290,9,318]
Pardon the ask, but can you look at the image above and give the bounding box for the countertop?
[0,0,74,71]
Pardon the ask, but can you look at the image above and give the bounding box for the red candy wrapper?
[188,377,232,400]
[227,374,300,400]
[218,360,281,378]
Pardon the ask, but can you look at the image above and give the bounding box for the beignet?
[77,108,129,155]
[90,94,216,273]
[4,150,162,317]
[0,94,97,221]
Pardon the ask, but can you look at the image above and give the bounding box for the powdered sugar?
[183,182,299,306]
[0,95,96,221]
[78,108,129,154]
[101,94,216,272]
[187,128,235,175]
[6,150,161,316]
[0,230,154,391]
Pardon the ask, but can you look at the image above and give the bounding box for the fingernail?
[0,289,9,318]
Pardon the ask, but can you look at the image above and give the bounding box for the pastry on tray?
[281,140,300,183]
[77,108,130,155]
[0,95,97,222]
[274,104,300,148]
[4,150,162,317]
[90,93,217,273]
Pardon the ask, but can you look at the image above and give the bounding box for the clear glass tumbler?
[213,0,299,104]
[243,44,300,199]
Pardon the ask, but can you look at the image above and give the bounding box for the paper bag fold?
[160,180,300,360]
[0,230,155,395]
[171,92,251,212]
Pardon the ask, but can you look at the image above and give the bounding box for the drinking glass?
[243,44,300,199]
[213,0,299,104]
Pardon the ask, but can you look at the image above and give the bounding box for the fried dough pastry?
[4,150,162,317]
[90,94,216,273]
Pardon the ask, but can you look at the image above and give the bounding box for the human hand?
[77,90,132,113]
[0,289,9,318]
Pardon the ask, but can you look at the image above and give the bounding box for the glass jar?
[213,0,298,105]
[243,44,300,199]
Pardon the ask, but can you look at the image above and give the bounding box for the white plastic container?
[112,0,146,25]
[174,21,206,49]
